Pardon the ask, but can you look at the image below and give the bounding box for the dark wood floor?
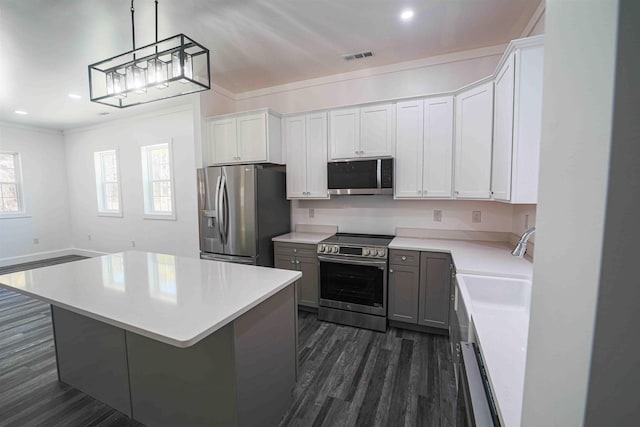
[0,257,457,427]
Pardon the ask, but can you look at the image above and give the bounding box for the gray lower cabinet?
[274,242,319,308]
[388,249,453,332]
[418,251,453,329]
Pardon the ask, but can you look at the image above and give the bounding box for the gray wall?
[584,1,640,425]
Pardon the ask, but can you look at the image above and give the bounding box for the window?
[0,152,24,216]
[141,141,176,219]
[94,149,123,216]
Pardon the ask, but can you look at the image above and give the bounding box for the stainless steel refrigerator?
[197,164,290,266]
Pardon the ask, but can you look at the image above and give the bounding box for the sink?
[458,274,531,313]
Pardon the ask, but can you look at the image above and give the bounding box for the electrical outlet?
[131,240,136,247]
[472,211,482,223]
[525,214,530,229]
[88,234,92,241]
[309,208,315,219]
[33,238,39,244]
[433,210,442,222]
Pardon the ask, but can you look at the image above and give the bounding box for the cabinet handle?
[359,150,364,155]
[455,191,459,195]
[389,269,394,273]
[296,260,300,264]
[355,150,359,154]
[290,258,295,264]
[401,256,407,261]
[293,248,297,253]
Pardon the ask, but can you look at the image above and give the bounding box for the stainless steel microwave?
[327,158,393,195]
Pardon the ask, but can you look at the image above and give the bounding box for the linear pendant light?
[88,0,210,108]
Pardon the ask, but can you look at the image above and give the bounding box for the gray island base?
[51,285,296,427]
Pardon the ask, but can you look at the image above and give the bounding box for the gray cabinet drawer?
[389,249,420,267]
[274,242,317,259]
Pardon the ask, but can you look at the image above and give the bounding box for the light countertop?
[0,251,301,348]
[272,232,335,245]
[456,274,531,427]
[389,237,533,278]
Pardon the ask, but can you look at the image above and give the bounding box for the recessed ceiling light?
[14,110,28,115]
[68,93,82,99]
[400,9,414,21]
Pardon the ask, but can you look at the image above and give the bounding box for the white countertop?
[389,237,533,278]
[0,251,301,348]
[457,274,531,427]
[272,231,335,245]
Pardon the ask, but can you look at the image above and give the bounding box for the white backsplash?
[292,197,516,236]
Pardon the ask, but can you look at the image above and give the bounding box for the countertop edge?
[0,271,302,348]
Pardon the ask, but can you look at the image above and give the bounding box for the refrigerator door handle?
[222,175,230,245]
[215,175,224,244]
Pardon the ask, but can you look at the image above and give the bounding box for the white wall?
[294,198,513,235]
[521,1,619,426]
[511,204,536,237]
[0,123,72,263]
[233,51,502,114]
[64,106,200,258]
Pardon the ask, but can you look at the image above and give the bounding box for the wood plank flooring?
[0,256,458,426]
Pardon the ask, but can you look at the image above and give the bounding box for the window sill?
[97,212,123,218]
[0,213,31,220]
[143,214,177,221]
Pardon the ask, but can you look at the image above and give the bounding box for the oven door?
[318,255,387,316]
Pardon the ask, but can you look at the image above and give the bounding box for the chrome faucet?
[512,226,536,257]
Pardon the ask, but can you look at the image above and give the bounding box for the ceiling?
[0,0,540,131]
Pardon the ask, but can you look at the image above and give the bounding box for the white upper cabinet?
[360,104,395,157]
[284,112,328,199]
[492,37,544,204]
[454,81,494,199]
[329,104,394,160]
[329,108,360,160]
[205,109,283,166]
[423,96,454,198]
[394,97,453,199]
[395,100,424,198]
[492,52,516,201]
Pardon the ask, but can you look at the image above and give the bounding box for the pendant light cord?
[155,0,159,44]
[130,0,136,60]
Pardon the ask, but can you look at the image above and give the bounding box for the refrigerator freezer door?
[199,167,225,255]
[222,165,258,257]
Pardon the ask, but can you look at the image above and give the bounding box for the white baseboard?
[0,247,109,267]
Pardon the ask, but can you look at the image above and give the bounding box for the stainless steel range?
[317,233,393,332]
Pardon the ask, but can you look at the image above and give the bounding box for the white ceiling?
[0,0,540,130]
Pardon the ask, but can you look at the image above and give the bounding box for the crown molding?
[521,0,545,38]
[0,121,63,136]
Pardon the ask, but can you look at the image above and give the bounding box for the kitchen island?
[0,251,301,427]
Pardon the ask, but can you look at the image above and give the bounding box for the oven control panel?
[317,244,387,258]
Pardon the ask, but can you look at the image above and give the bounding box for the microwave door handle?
[376,159,382,189]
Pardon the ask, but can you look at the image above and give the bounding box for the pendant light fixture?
[88,0,210,108]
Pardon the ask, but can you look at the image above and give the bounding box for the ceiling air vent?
[343,51,374,61]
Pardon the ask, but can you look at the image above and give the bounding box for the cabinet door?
[492,52,516,201]
[208,118,237,165]
[360,103,395,157]
[423,96,454,198]
[394,100,424,199]
[237,113,267,162]
[296,255,319,308]
[388,264,420,323]
[454,82,494,199]
[418,252,452,329]
[329,107,360,160]
[274,252,296,271]
[305,112,329,198]
[284,115,307,199]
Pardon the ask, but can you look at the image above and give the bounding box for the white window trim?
[141,139,177,221]
[0,151,28,219]
[94,148,124,218]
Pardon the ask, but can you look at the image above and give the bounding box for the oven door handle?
[317,255,388,269]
